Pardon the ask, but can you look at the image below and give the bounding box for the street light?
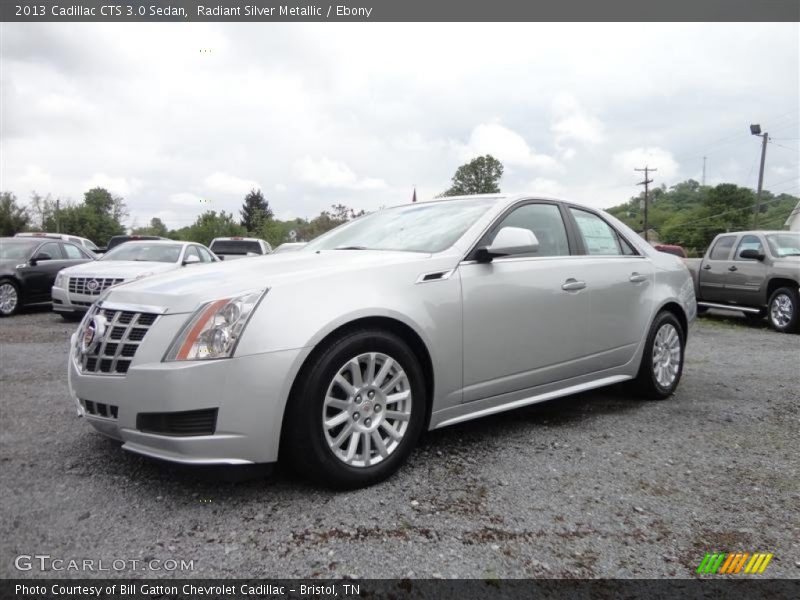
[750,123,768,228]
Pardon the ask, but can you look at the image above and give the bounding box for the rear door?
[566,207,655,369]
[726,234,768,307]
[700,235,737,302]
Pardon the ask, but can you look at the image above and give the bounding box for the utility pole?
[635,166,656,243]
[749,124,768,228]
[55,198,61,233]
[702,156,707,186]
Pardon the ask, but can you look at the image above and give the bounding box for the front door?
[460,202,591,403]
[726,234,768,307]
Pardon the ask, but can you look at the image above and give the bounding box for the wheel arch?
[766,278,799,301]
[655,300,689,340]
[279,315,436,452]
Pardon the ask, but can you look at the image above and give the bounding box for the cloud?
[16,165,53,192]
[455,123,561,172]
[169,192,204,206]
[204,172,261,196]
[551,93,605,149]
[84,173,142,196]
[527,177,564,196]
[613,147,680,181]
[292,157,387,190]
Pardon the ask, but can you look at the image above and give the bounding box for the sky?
[1,22,798,231]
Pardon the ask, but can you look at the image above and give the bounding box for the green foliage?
[171,211,246,246]
[0,192,31,236]
[34,187,127,246]
[440,155,504,197]
[240,189,273,232]
[131,217,169,237]
[606,179,798,256]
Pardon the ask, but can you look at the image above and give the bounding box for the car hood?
[102,250,442,313]
[61,260,179,279]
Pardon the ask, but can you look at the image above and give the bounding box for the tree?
[131,217,169,237]
[174,211,246,246]
[0,192,31,236]
[38,187,127,245]
[440,155,504,197]
[240,189,273,232]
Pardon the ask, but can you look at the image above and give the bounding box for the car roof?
[716,230,792,236]
[116,240,187,246]
[210,237,264,242]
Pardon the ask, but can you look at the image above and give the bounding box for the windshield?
[304,198,499,253]
[0,239,39,260]
[210,240,262,255]
[766,233,800,257]
[100,243,182,263]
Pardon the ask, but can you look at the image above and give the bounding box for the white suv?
[209,237,272,260]
[15,232,100,253]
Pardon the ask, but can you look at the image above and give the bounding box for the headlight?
[55,272,66,287]
[164,289,267,361]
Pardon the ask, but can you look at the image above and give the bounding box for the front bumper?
[52,285,91,314]
[68,330,306,465]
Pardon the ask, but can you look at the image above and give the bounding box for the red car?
[654,244,688,259]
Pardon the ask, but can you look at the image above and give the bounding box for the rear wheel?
[632,311,685,400]
[0,279,20,317]
[768,287,799,333]
[283,328,426,488]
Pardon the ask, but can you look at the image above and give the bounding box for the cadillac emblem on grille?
[80,314,107,355]
[86,279,99,292]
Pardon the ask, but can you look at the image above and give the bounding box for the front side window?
[100,243,182,263]
[37,242,63,260]
[197,246,215,262]
[735,235,765,260]
[305,198,498,253]
[482,203,570,257]
[570,208,627,256]
[709,236,736,261]
[184,246,201,262]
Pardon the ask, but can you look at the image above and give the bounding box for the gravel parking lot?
[1,308,798,579]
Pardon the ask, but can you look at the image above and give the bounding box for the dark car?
[0,237,95,316]
[99,235,168,253]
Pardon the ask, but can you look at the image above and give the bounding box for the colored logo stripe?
[697,552,773,574]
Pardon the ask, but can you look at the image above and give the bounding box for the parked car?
[685,230,800,333]
[15,232,101,254]
[274,242,307,253]
[209,237,272,260]
[52,240,219,320]
[68,194,695,488]
[98,234,169,254]
[0,237,94,316]
[653,244,688,259]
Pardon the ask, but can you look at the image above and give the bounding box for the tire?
[767,287,799,333]
[0,279,21,317]
[283,328,427,489]
[632,311,686,400]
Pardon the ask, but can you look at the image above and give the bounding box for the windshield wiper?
[333,246,368,250]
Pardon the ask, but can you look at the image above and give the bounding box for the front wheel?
[0,279,20,317]
[283,329,426,488]
[632,311,685,400]
[768,287,799,333]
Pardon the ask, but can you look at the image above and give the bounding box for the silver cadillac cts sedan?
[68,194,696,488]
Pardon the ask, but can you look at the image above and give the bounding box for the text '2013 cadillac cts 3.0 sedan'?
[68,195,696,488]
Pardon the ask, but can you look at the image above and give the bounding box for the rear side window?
[709,236,736,260]
[483,203,570,257]
[210,240,263,255]
[570,208,630,256]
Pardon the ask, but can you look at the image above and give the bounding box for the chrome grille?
[69,277,124,295]
[78,306,159,375]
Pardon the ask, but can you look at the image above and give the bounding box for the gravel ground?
[1,307,798,579]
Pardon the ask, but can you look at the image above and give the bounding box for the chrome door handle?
[562,278,586,291]
[629,272,647,283]
[703,264,712,270]
[728,265,738,272]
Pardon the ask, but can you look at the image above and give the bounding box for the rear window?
[709,236,736,260]
[210,240,263,255]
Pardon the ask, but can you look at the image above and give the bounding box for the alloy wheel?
[770,293,793,329]
[322,352,412,468]
[652,323,681,388]
[0,283,18,315]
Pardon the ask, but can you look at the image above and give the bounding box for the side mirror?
[476,227,539,262]
[739,248,765,261]
[182,255,201,266]
[30,252,52,265]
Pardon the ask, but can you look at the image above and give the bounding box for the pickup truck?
[686,230,800,333]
